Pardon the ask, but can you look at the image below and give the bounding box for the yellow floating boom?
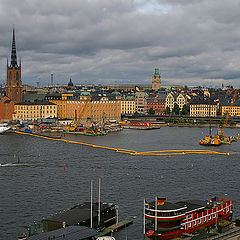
[14,131,228,156]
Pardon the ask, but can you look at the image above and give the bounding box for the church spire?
[10,27,18,68]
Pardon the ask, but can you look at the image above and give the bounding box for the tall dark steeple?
[6,27,22,103]
[10,27,18,68]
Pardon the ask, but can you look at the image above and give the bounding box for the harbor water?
[0,126,240,239]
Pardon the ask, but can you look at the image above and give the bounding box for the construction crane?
[199,88,239,146]
[76,94,92,125]
[67,94,92,131]
[218,88,238,139]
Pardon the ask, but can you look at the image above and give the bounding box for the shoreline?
[166,123,240,128]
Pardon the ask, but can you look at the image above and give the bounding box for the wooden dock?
[95,219,133,238]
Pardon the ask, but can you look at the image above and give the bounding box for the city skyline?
[0,0,240,87]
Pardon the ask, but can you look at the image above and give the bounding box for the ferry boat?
[144,196,233,239]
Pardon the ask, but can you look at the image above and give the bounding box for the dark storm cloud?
[0,0,240,87]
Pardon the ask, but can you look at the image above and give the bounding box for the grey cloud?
[0,0,240,87]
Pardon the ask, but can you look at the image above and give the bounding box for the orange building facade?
[0,96,14,122]
[46,93,121,122]
[66,96,121,123]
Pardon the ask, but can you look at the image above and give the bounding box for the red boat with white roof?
[144,196,233,239]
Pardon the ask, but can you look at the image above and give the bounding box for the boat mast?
[90,180,93,228]
[209,105,212,135]
[155,196,157,233]
[98,178,101,226]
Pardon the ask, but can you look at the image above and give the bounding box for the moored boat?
[97,237,116,240]
[199,135,222,146]
[17,234,27,240]
[144,196,233,239]
[0,125,11,133]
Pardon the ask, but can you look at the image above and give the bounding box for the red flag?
[157,197,166,205]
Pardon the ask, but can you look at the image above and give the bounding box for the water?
[0,126,240,240]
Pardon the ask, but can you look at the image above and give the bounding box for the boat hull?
[0,126,10,133]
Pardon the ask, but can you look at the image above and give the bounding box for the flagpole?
[155,196,157,233]
[143,198,146,235]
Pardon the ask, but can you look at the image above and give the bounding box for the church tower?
[6,28,22,103]
[152,67,161,91]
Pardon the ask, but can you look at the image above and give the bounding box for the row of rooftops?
[1,84,239,106]
[15,100,56,106]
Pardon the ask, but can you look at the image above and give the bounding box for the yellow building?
[190,100,217,117]
[91,97,121,122]
[176,94,186,110]
[121,99,136,115]
[13,100,57,122]
[166,92,186,112]
[221,102,240,116]
[45,93,74,119]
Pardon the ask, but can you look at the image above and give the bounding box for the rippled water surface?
[0,126,240,239]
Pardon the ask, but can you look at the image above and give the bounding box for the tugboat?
[199,135,222,146]
[199,118,222,146]
[144,196,233,239]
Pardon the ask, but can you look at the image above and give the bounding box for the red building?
[144,196,233,239]
[0,96,14,122]
[146,94,165,115]
[5,28,22,103]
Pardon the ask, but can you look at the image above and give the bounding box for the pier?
[95,219,133,238]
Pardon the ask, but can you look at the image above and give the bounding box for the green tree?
[178,117,185,123]
[188,119,194,124]
[165,117,170,123]
[219,118,225,125]
[198,119,206,124]
[173,103,180,115]
[181,104,190,115]
[229,119,235,125]
[165,106,170,114]
[173,118,178,123]
[148,108,155,115]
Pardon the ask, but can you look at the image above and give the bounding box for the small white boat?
[97,237,116,240]
[0,125,11,133]
[0,162,44,167]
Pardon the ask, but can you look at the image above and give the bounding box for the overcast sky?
[0,0,240,87]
